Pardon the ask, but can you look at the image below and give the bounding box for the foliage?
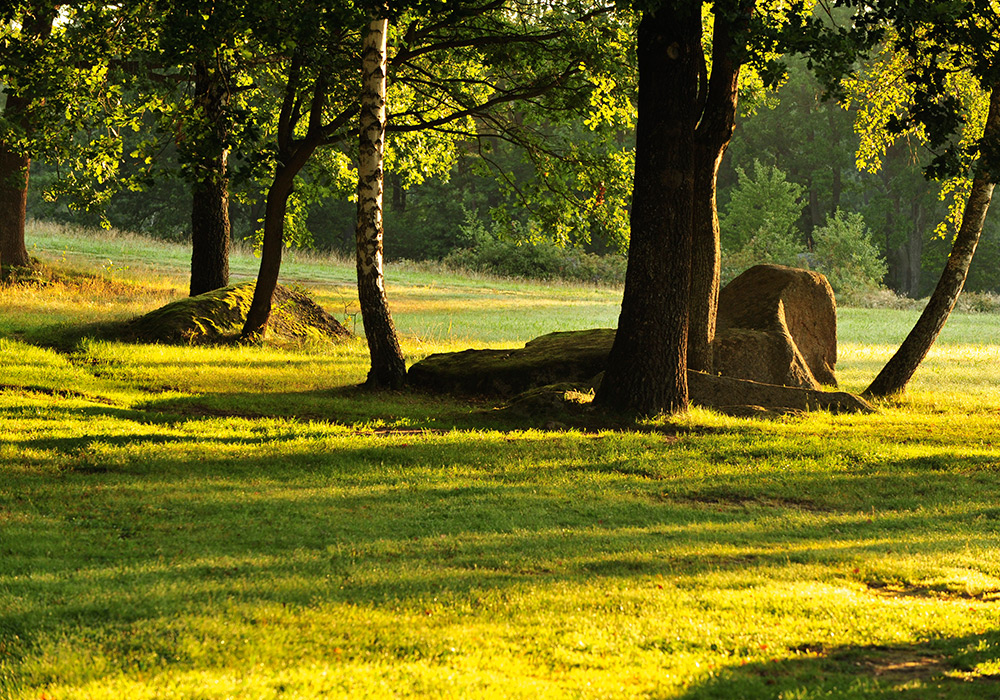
[0,3,145,216]
[719,160,804,252]
[810,209,887,297]
[719,160,805,281]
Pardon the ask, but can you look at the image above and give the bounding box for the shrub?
[810,209,887,297]
[443,238,625,286]
[720,160,805,251]
[719,161,806,283]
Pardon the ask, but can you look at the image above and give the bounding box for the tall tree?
[1,2,143,272]
[187,57,233,295]
[595,4,702,415]
[866,86,1000,397]
[140,0,258,296]
[357,18,406,387]
[843,0,1000,397]
[0,2,56,270]
[596,0,783,414]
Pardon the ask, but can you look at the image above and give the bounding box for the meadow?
[1,222,999,699]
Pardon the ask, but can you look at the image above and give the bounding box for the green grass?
[2,222,1000,699]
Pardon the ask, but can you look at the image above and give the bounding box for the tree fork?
[864,86,1000,398]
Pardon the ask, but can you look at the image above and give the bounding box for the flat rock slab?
[408,329,874,414]
[408,329,614,396]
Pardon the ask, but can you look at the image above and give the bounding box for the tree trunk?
[595,7,702,415]
[687,7,743,374]
[864,86,1000,398]
[0,95,31,269]
[189,60,232,296]
[687,144,723,373]
[357,18,406,389]
[240,164,296,339]
[904,204,925,296]
[0,6,54,272]
[0,94,31,270]
[240,56,321,340]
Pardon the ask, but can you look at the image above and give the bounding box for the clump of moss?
[125,282,350,344]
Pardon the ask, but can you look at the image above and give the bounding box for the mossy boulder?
[125,282,350,344]
[407,328,613,396]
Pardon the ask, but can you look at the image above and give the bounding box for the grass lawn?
[1,222,999,699]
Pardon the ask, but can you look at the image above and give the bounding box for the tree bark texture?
[189,61,232,296]
[595,8,703,415]
[356,19,406,389]
[864,86,1000,398]
[687,7,744,374]
[0,95,32,270]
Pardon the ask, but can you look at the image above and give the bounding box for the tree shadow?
[674,632,1000,699]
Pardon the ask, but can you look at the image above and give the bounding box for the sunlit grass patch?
[3,222,1000,699]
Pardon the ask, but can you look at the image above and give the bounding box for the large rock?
[125,282,350,344]
[407,329,873,414]
[715,264,838,388]
[407,329,613,396]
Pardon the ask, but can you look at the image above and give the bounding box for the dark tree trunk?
[189,60,232,296]
[864,86,1000,398]
[0,8,55,272]
[357,18,406,389]
[0,95,31,270]
[687,8,743,374]
[688,142,723,373]
[831,163,842,212]
[240,164,297,338]
[904,204,925,296]
[595,7,702,415]
[240,56,322,339]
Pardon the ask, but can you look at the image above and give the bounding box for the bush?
[719,161,807,284]
[720,161,804,251]
[955,291,1000,314]
[443,237,625,285]
[810,209,887,297]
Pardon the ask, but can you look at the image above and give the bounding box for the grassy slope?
[1,223,999,699]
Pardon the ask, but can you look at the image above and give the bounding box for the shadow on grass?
[4,430,1000,599]
[676,632,1000,699]
[4,389,1000,694]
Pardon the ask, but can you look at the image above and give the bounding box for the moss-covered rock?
[407,329,613,396]
[125,282,350,344]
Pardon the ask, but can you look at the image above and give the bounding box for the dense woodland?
[4,0,1000,415]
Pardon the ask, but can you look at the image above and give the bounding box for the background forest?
[23,57,1000,301]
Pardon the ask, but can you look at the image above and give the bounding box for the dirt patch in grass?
[864,580,1000,601]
